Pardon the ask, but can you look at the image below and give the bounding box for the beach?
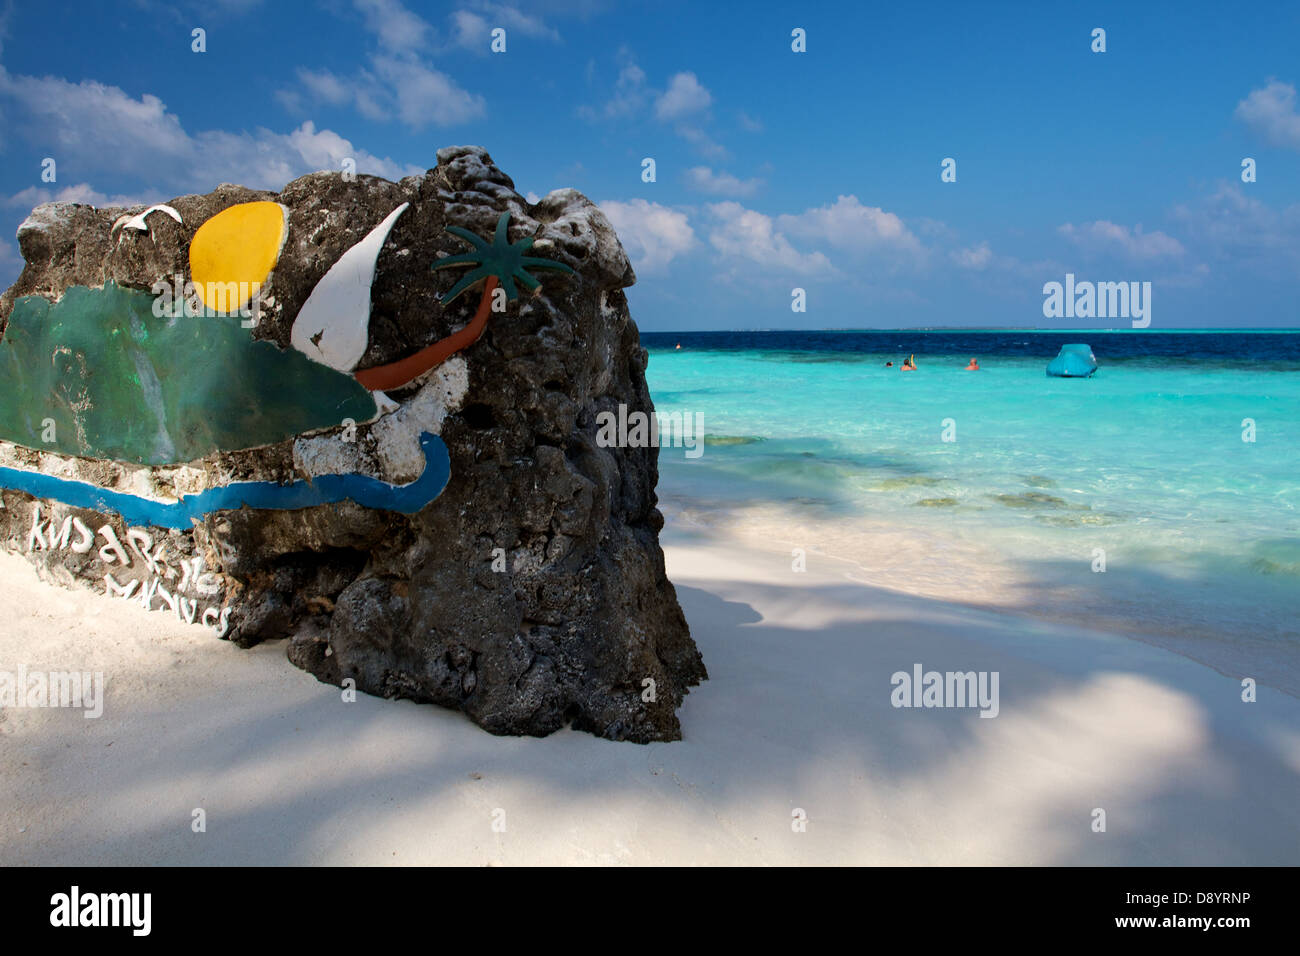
[3,516,1298,866]
[2,330,1297,866]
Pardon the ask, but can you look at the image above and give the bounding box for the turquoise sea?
[644,331,1300,693]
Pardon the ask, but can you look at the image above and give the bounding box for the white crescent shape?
[123,204,183,232]
[291,202,410,373]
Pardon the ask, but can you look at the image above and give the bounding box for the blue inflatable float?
[1047,344,1097,378]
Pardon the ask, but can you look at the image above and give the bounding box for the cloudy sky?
[1,0,1298,328]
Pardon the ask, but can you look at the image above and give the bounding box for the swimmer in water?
[885,361,894,367]
[964,357,980,370]
[902,353,917,371]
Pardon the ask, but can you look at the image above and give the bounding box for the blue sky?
[1,0,1298,329]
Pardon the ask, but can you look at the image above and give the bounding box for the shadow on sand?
[4,540,1297,865]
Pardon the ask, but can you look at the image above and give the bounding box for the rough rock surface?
[0,146,706,742]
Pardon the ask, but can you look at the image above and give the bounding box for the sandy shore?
[1,528,1297,866]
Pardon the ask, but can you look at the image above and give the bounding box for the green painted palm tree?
[434,210,575,304]
[355,211,574,392]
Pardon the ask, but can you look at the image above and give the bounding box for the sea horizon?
[645,326,1300,333]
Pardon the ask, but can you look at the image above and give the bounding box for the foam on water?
[646,331,1300,693]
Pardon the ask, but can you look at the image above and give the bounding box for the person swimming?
[885,361,894,367]
[901,353,917,371]
[964,357,980,370]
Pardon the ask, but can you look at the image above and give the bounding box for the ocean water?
[643,331,1300,692]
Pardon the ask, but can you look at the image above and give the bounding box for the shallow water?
[644,331,1300,692]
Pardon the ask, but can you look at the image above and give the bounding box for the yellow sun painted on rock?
[189,201,288,313]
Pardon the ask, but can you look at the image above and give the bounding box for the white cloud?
[0,70,423,194]
[1235,80,1300,150]
[273,88,305,114]
[675,124,727,160]
[371,55,487,127]
[655,72,711,121]
[199,122,422,187]
[4,183,155,209]
[451,10,492,49]
[1172,184,1300,268]
[912,217,958,241]
[490,3,560,40]
[297,68,354,106]
[937,239,1061,282]
[283,121,416,181]
[452,4,560,51]
[1058,220,1185,260]
[778,195,924,263]
[283,0,486,128]
[598,199,695,273]
[0,72,188,165]
[579,55,648,120]
[952,242,993,270]
[706,202,832,275]
[581,57,724,157]
[607,61,648,117]
[354,0,432,54]
[737,110,763,132]
[684,166,761,197]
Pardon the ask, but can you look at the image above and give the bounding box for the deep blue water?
[643,330,1300,367]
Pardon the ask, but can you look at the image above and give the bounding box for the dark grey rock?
[0,145,705,742]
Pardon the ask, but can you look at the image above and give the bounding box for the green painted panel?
[0,283,376,465]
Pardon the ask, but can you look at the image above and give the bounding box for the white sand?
[1,533,1297,866]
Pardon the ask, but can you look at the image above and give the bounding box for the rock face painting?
[0,282,377,464]
[0,146,706,742]
[291,202,410,374]
[188,199,288,313]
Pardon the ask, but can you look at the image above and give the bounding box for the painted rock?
[0,146,705,743]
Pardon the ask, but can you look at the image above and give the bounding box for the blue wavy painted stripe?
[0,432,451,530]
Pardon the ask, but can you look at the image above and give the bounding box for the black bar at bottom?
[0,865,1287,941]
